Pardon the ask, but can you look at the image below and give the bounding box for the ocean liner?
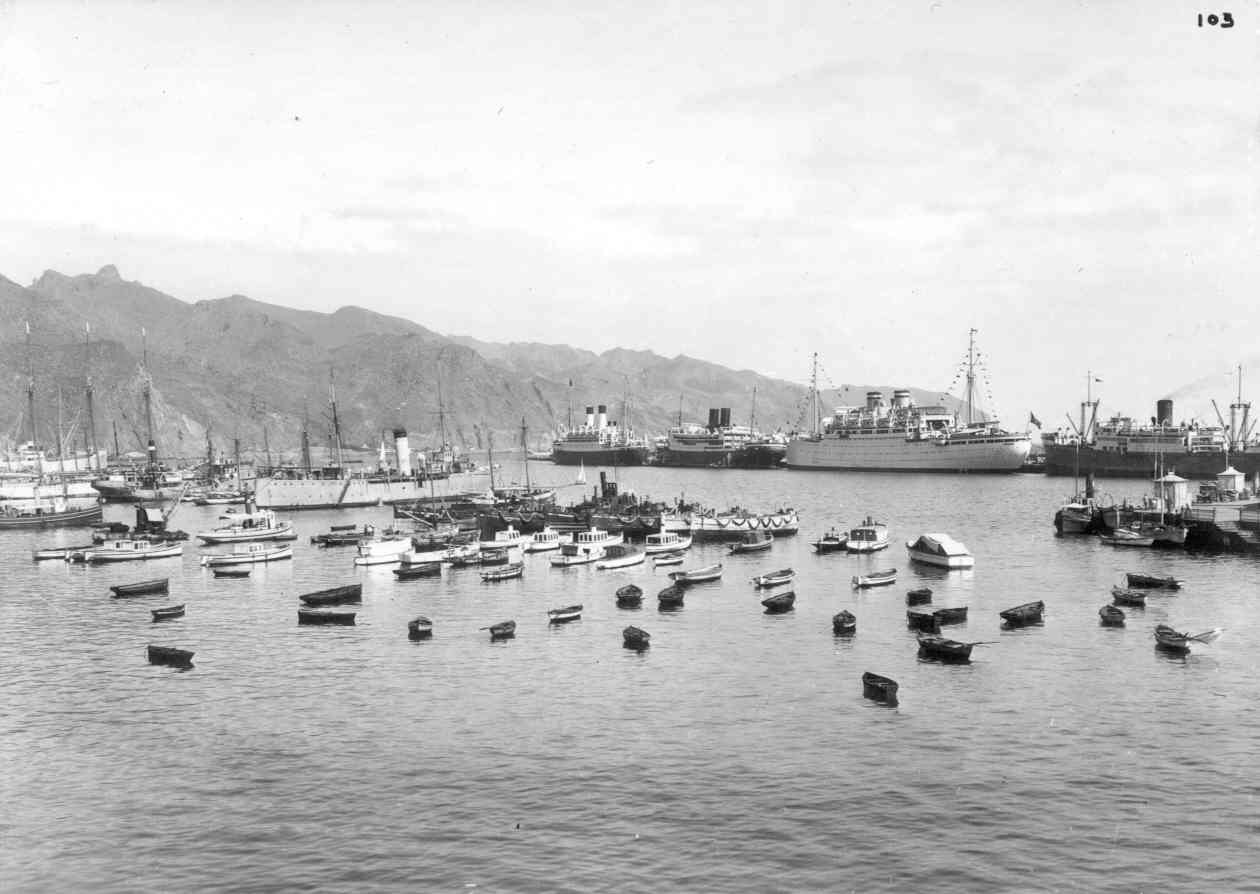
[785,332,1031,473]
[655,408,786,469]
[551,404,649,466]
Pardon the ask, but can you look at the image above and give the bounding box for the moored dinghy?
[298,609,357,626]
[832,610,857,635]
[1098,604,1126,627]
[486,620,516,640]
[623,625,651,651]
[1126,572,1181,590]
[393,561,441,580]
[729,530,774,554]
[147,644,194,667]
[1154,624,1223,653]
[481,561,525,582]
[615,584,643,608]
[668,563,723,585]
[548,604,583,624]
[760,590,796,614]
[862,671,898,704]
[917,634,982,663]
[109,577,170,598]
[852,568,897,589]
[150,604,185,622]
[657,584,686,609]
[408,616,434,640]
[905,587,933,606]
[751,568,795,588]
[932,606,969,627]
[299,584,363,607]
[652,551,685,567]
[1111,586,1147,608]
[999,600,1045,627]
[906,609,940,632]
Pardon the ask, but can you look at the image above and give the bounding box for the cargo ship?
[550,404,649,466]
[786,333,1031,473]
[654,408,786,469]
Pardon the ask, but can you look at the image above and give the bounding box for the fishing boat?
[147,644,194,667]
[408,616,434,640]
[657,584,686,608]
[811,528,848,553]
[482,562,525,582]
[861,671,898,703]
[1098,605,1126,627]
[668,563,723,585]
[761,590,796,614]
[548,604,583,623]
[195,505,293,544]
[32,543,95,561]
[150,604,185,622]
[832,610,857,635]
[616,584,643,608]
[213,567,251,578]
[905,533,974,569]
[201,542,293,567]
[917,634,977,663]
[0,499,103,529]
[1154,624,1222,653]
[652,551,685,567]
[109,577,170,598]
[644,531,692,554]
[311,524,376,547]
[479,524,528,552]
[845,517,889,553]
[999,600,1045,627]
[487,620,516,640]
[852,568,897,589]
[1125,572,1182,590]
[595,545,645,570]
[751,568,795,588]
[729,530,774,554]
[932,606,969,626]
[85,539,183,563]
[623,625,651,651]
[1110,586,1147,607]
[297,609,357,626]
[1099,528,1154,548]
[394,561,441,579]
[906,610,940,632]
[524,527,564,553]
[905,587,933,605]
[299,584,363,606]
[354,535,414,566]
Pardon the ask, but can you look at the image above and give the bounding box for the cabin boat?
[195,506,292,544]
[401,539,478,565]
[551,541,605,567]
[408,616,433,640]
[652,551,685,567]
[299,584,363,606]
[668,563,723,585]
[353,536,414,566]
[623,625,651,651]
[999,600,1045,627]
[845,517,889,553]
[657,584,686,608]
[905,533,975,569]
[751,568,795,588]
[482,562,525,582]
[917,634,975,663]
[479,548,513,567]
[1098,604,1126,627]
[524,527,564,553]
[150,604,185,621]
[487,620,516,640]
[861,672,898,703]
[201,542,293,567]
[729,530,774,554]
[644,531,692,554]
[479,525,528,552]
[85,539,183,563]
[906,610,940,632]
[1125,572,1181,590]
[548,604,583,624]
[833,610,857,635]
[761,590,796,614]
[812,528,848,553]
[109,578,170,598]
[852,568,897,588]
[394,561,441,579]
[905,587,933,606]
[298,609,357,626]
[616,584,643,607]
[932,606,968,626]
[595,544,645,569]
[147,644,194,667]
[1110,586,1147,607]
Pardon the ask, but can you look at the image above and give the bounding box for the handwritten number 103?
[1198,12,1234,26]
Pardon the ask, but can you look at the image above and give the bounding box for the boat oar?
[1188,627,1224,644]
[968,641,1001,647]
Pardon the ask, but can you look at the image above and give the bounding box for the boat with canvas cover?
[905,533,974,569]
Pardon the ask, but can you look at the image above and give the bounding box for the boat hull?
[551,446,648,466]
[1044,444,1260,479]
[654,443,785,469]
[0,503,104,529]
[252,472,486,510]
[787,432,1030,472]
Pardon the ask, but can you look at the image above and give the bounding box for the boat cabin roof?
[909,533,971,556]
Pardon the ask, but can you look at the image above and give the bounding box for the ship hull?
[786,433,1030,472]
[253,472,486,510]
[551,447,647,466]
[1044,444,1260,479]
[656,445,785,469]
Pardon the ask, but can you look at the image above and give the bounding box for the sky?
[1,0,1256,429]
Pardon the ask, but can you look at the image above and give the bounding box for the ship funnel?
[708,408,721,430]
[866,391,883,410]
[892,390,911,409]
[585,406,595,429]
[1156,399,1173,426]
[597,404,608,430]
[719,408,731,428]
[393,428,411,476]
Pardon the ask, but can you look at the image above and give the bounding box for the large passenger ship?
[654,408,786,469]
[551,404,649,466]
[786,332,1031,473]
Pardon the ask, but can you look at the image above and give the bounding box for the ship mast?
[84,323,99,471]
[25,322,38,461]
[810,353,820,436]
[964,327,977,427]
[55,387,68,499]
[328,368,344,469]
[750,385,758,434]
[521,416,531,493]
[141,327,157,467]
[301,405,313,474]
[1229,362,1248,453]
[486,427,496,492]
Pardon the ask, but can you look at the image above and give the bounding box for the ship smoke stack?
[892,390,911,409]
[585,406,595,429]
[597,404,608,430]
[866,391,882,410]
[393,428,411,476]
[1156,399,1173,426]
[719,408,731,428]
[708,408,721,430]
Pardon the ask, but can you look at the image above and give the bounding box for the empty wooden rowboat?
[862,671,898,704]
[408,616,434,640]
[932,606,968,626]
[1111,586,1147,607]
[147,644,194,667]
[298,609,357,626]
[486,620,516,640]
[832,610,856,635]
[548,604,583,624]
[299,584,363,607]
[109,578,170,598]
[999,600,1045,627]
[623,625,651,651]
[1098,604,1125,627]
[760,590,796,614]
[615,584,643,608]
[905,587,933,606]
[150,604,185,622]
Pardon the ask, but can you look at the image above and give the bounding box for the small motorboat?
[524,527,564,553]
[33,544,94,561]
[657,584,686,608]
[917,634,980,663]
[1098,604,1126,627]
[905,587,933,606]
[147,644,194,667]
[861,671,898,704]
[201,542,293,567]
[751,568,795,588]
[353,535,414,566]
[932,606,968,627]
[623,625,651,651]
[299,584,363,607]
[729,531,774,554]
[652,551,685,567]
[1154,624,1222,653]
[595,545,645,570]
[1099,529,1154,547]
[846,516,889,553]
[408,616,434,640]
[150,604,185,622]
[86,539,184,563]
[482,562,525,582]
[486,620,516,640]
[615,584,643,608]
[644,531,692,554]
[109,578,170,598]
[760,590,796,614]
[999,600,1045,627]
[212,567,252,578]
[297,609,357,626]
[831,610,856,635]
[668,563,723,586]
[906,610,940,632]
[393,561,441,580]
[1126,572,1181,590]
[852,568,897,589]
[1111,586,1147,608]
[811,528,848,553]
[548,604,583,624]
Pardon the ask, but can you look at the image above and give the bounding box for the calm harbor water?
[2,466,1258,892]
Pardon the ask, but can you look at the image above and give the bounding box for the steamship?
[655,408,787,468]
[550,404,649,466]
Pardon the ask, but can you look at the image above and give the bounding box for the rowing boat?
[852,568,897,589]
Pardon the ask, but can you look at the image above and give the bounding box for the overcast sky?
[1,1,1256,428]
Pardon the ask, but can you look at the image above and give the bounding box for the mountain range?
[1,265,970,463]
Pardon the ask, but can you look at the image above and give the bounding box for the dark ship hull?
[655,443,785,469]
[1044,445,1260,479]
[551,446,647,466]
